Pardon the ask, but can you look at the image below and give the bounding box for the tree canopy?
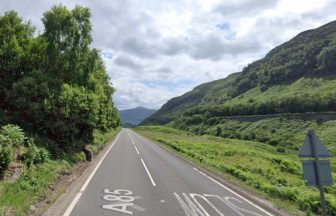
[0,5,120,149]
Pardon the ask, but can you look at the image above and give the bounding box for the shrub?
[24,139,49,167]
[73,152,86,163]
[0,146,13,177]
[0,124,26,162]
[35,147,49,164]
[0,134,12,148]
[18,172,39,191]
[0,124,26,147]
[276,146,286,153]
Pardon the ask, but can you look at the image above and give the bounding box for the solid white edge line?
[195,169,207,176]
[63,132,121,216]
[141,158,156,187]
[193,168,274,216]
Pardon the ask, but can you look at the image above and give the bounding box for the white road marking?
[126,130,135,145]
[134,145,140,155]
[127,130,140,155]
[102,189,146,214]
[103,203,134,214]
[175,193,268,216]
[141,158,156,187]
[190,193,225,216]
[193,167,207,176]
[225,197,264,216]
[203,194,244,216]
[63,132,121,216]
[63,193,82,216]
[160,200,166,203]
[174,192,209,216]
[192,168,274,216]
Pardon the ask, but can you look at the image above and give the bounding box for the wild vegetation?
[0,5,119,146]
[135,126,336,216]
[140,20,336,216]
[0,5,120,215]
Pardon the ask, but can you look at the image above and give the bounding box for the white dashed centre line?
[134,145,140,154]
[127,130,140,155]
[126,130,135,145]
[141,158,157,187]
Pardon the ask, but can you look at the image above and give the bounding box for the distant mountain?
[119,107,157,126]
[143,20,336,125]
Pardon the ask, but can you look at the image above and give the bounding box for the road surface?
[64,129,275,216]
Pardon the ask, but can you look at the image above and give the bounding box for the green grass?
[228,77,336,106]
[134,125,336,216]
[203,118,336,152]
[0,161,71,216]
[0,127,120,215]
[91,127,121,154]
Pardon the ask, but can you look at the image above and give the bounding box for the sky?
[1,0,336,110]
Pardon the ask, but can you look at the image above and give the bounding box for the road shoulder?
[43,132,121,216]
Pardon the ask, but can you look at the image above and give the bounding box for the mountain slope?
[142,72,240,124]
[119,107,157,126]
[143,20,336,125]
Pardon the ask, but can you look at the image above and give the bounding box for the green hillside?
[142,72,240,124]
[143,20,336,125]
[140,19,336,216]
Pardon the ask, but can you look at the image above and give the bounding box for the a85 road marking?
[192,167,273,216]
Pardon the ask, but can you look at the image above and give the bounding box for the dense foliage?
[0,124,50,177]
[179,93,336,119]
[0,6,120,148]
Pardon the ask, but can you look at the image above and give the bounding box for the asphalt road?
[64,129,275,216]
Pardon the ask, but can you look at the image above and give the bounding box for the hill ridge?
[142,20,336,125]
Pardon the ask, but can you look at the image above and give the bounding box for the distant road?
[64,129,274,216]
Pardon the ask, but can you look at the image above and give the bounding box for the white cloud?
[1,0,336,109]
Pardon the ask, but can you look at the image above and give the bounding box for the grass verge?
[0,127,120,216]
[134,126,336,216]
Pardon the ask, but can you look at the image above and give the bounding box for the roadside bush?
[276,146,286,153]
[262,185,298,201]
[0,124,26,147]
[0,124,27,163]
[326,197,336,216]
[24,139,49,167]
[0,146,13,177]
[18,172,39,191]
[36,147,49,164]
[72,152,86,163]
[297,193,321,214]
